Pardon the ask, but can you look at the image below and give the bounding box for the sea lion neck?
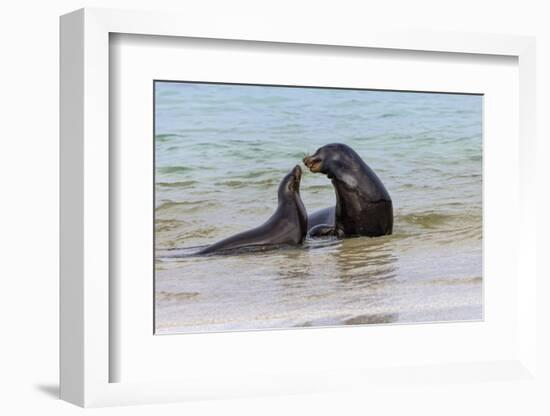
[329,162,391,203]
[276,174,292,201]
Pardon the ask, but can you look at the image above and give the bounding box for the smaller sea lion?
[198,165,308,254]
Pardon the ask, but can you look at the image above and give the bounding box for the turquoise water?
[154,82,483,334]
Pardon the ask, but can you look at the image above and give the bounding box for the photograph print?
[154,81,482,334]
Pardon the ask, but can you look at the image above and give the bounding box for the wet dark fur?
[198,165,308,254]
[303,143,393,238]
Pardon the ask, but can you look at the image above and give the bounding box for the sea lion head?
[304,143,392,203]
[303,143,359,183]
[277,165,302,201]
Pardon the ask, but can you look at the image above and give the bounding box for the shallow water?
[154,82,482,334]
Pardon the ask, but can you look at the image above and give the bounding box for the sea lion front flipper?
[307,224,343,239]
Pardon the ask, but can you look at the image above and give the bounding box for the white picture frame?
[60,7,538,407]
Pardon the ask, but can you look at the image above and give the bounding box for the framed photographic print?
[60,8,538,408]
[152,80,483,335]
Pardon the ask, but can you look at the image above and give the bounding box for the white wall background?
[0,1,548,415]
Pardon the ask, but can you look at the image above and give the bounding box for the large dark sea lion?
[198,165,308,254]
[303,143,393,237]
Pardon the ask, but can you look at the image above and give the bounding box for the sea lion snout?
[303,155,322,172]
[289,165,302,192]
[292,164,302,178]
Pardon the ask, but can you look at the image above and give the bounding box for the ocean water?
[154,82,483,334]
